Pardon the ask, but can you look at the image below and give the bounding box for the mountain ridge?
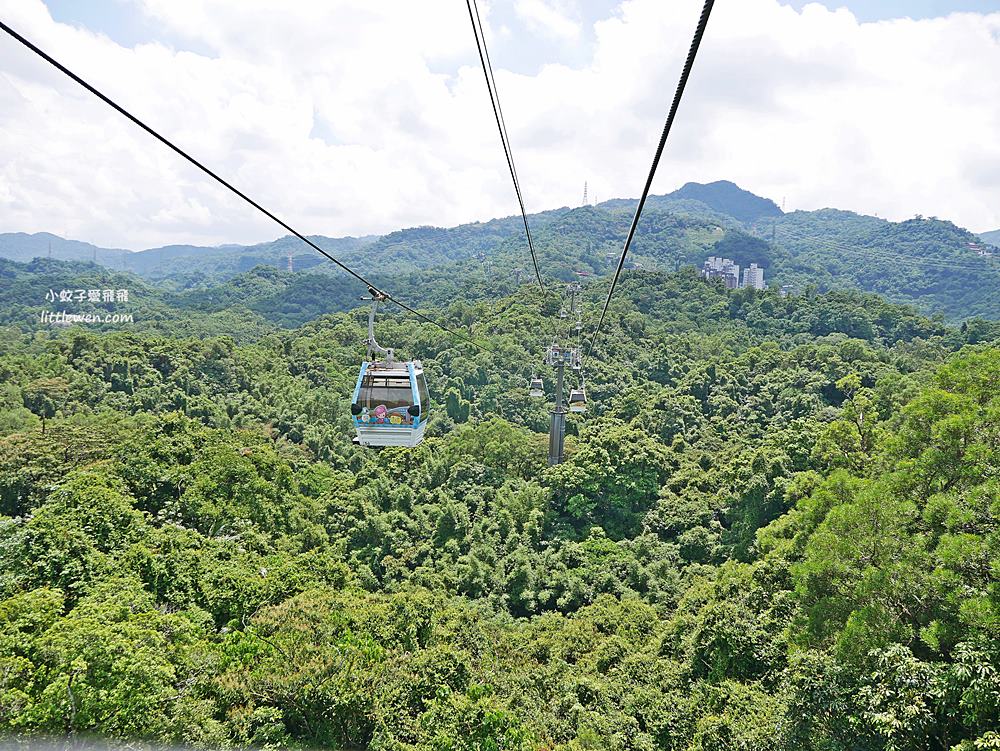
[3,180,999,321]
[0,181,787,271]
[979,229,1000,246]
[671,179,783,223]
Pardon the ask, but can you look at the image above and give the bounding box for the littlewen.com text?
[40,310,135,325]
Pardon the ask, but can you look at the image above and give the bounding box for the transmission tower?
[583,181,588,206]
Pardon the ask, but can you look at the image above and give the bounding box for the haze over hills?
[979,229,1000,246]
[0,180,761,277]
[0,231,374,281]
[2,181,998,321]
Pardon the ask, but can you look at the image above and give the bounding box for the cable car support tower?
[532,283,586,465]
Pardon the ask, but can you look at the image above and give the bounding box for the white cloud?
[0,0,998,251]
[514,0,582,40]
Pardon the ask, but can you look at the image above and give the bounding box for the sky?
[1,0,999,250]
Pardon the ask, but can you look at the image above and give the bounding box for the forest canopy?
[0,263,998,750]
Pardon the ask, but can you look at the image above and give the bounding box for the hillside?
[1,267,998,749]
[3,182,998,322]
[0,253,536,333]
[762,211,1000,320]
[979,228,1000,245]
[0,257,277,341]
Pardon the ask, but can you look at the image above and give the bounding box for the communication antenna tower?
[287,251,293,273]
[583,181,589,206]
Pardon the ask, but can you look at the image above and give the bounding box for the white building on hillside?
[742,263,765,290]
[702,256,741,289]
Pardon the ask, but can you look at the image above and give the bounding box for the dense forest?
[1,258,998,750]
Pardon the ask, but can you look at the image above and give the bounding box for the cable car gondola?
[569,360,587,413]
[529,376,544,398]
[351,291,429,448]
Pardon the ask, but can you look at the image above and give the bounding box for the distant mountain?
[591,180,780,226]
[0,232,130,266]
[979,229,1000,246]
[0,181,772,281]
[0,232,376,286]
[669,180,783,224]
[763,210,1000,320]
[125,235,377,284]
[4,181,1000,322]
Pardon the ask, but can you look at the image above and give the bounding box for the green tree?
[21,377,69,434]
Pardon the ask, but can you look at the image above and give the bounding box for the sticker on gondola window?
[359,404,413,425]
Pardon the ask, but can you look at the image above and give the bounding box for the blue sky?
[45,0,209,52]
[788,0,1000,19]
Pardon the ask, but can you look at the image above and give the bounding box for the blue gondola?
[351,359,428,447]
[351,290,429,448]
